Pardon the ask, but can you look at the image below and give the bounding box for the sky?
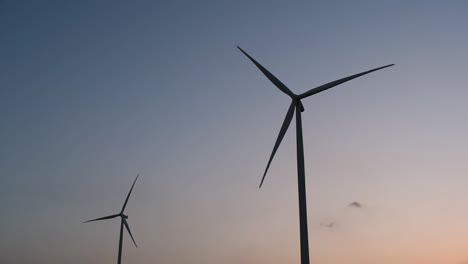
[1,1,468,263]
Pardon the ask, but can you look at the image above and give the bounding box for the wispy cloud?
[348,201,363,208]
[320,221,337,229]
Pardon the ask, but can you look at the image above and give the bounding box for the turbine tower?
[238,46,393,264]
[84,174,139,264]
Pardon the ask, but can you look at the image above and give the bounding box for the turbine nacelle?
[294,99,305,112]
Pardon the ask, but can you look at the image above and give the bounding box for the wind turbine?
[84,174,139,264]
[238,46,393,264]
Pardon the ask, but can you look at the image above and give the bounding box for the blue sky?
[1,1,468,263]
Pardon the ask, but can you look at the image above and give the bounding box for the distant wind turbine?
[84,174,140,264]
[238,46,393,264]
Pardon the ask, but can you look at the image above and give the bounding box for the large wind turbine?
[238,46,393,264]
[84,174,139,264]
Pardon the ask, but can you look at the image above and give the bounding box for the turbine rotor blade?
[121,173,139,214]
[259,101,296,188]
[123,218,138,248]
[83,213,120,223]
[237,46,296,99]
[298,64,395,99]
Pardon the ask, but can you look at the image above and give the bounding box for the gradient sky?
[1,1,468,263]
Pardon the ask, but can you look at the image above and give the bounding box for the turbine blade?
[237,46,296,99]
[259,101,295,188]
[121,173,139,214]
[83,213,120,223]
[123,219,138,248]
[298,64,395,99]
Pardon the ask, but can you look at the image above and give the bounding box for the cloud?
[320,221,337,229]
[348,201,363,208]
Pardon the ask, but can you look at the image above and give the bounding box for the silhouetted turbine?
[238,46,393,264]
[84,174,139,264]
